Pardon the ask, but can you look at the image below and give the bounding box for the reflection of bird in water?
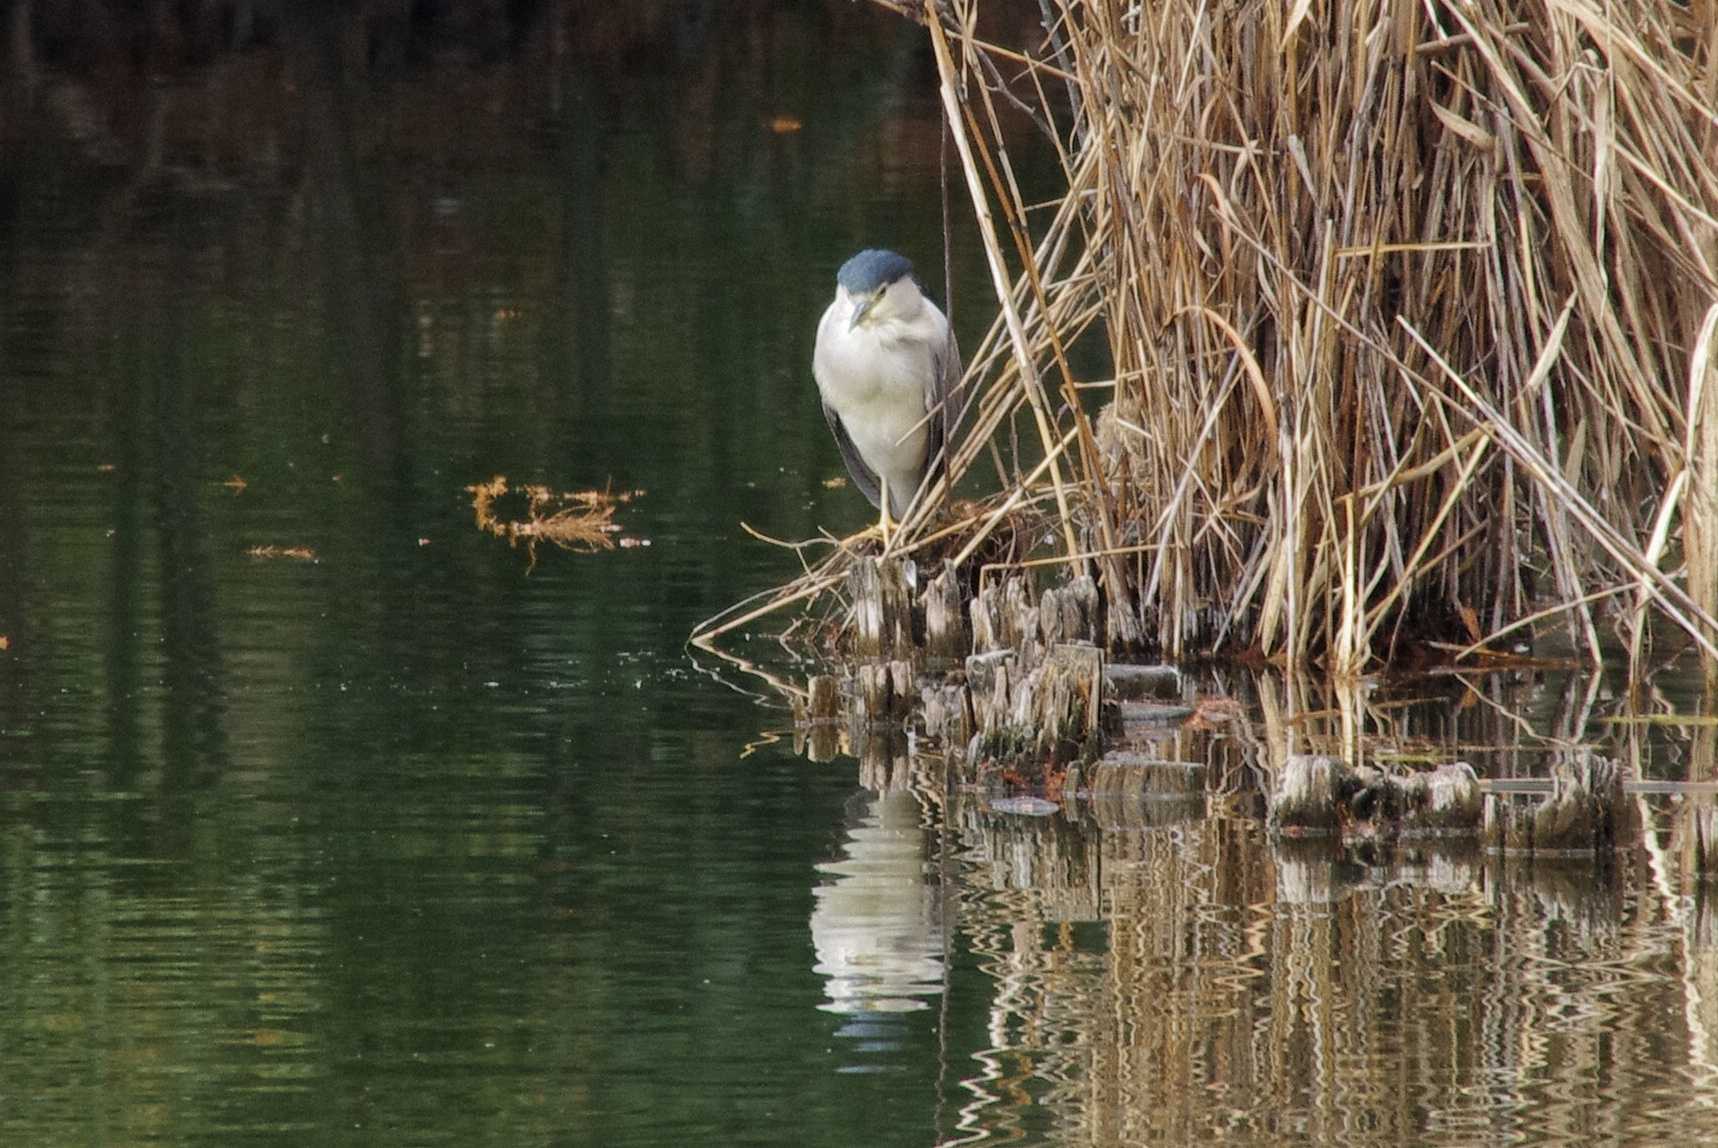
[813,249,962,546]
[810,788,944,1020]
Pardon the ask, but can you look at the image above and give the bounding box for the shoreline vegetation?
[695,0,1718,682]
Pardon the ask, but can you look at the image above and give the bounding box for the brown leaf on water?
[768,114,803,134]
[0,635,9,650]
[245,545,317,561]
[467,475,645,570]
[822,476,848,489]
[222,474,248,493]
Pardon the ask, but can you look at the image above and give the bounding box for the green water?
[5,5,1718,1146]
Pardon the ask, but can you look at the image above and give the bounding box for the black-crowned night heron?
[814,249,962,546]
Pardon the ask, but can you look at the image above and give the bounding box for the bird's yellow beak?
[849,290,882,331]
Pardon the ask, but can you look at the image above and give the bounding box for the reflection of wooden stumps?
[922,559,966,661]
[1083,752,1205,828]
[1697,802,1718,881]
[850,556,914,659]
[855,727,911,791]
[1268,754,1342,837]
[853,660,913,727]
[1274,837,1344,904]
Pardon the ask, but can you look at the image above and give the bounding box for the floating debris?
[467,475,647,570]
[222,474,248,493]
[245,545,317,561]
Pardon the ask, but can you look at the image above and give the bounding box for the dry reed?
[698,0,1718,676]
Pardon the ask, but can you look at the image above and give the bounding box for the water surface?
[3,5,1717,1146]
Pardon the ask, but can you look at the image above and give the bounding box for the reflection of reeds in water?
[946,806,1718,1144]
[933,669,1718,1144]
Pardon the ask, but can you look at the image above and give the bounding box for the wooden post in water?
[850,556,914,660]
[1268,755,1343,837]
[923,559,967,660]
[1482,752,1635,854]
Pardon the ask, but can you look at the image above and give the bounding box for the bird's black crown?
[836,249,914,294]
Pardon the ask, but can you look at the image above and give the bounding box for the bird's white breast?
[813,297,948,495]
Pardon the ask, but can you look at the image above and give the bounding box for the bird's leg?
[877,476,893,550]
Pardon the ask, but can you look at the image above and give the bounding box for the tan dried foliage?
[467,476,644,569]
[701,0,1718,676]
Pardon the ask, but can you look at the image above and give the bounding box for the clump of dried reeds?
[468,476,644,568]
[702,0,1718,676]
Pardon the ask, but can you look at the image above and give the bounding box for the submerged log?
[849,556,914,660]
[1087,752,1205,798]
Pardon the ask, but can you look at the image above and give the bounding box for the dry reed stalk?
[700,1,1718,676]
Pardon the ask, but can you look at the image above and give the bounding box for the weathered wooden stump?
[1269,756,1487,841]
[1483,751,1636,854]
[921,682,973,746]
[792,674,842,727]
[922,559,966,661]
[849,556,914,660]
[1268,755,1343,837]
[970,576,1038,658]
[1040,575,1099,645]
[1104,663,1182,698]
[1399,763,1482,836]
[966,643,1105,781]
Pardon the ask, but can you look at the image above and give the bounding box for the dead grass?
[467,476,644,569]
[699,0,1718,677]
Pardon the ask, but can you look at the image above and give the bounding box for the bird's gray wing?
[821,402,884,511]
[926,321,964,492]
